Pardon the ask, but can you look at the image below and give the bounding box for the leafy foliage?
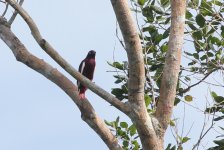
[105,117,140,150]
[206,91,224,149]
[107,0,224,149]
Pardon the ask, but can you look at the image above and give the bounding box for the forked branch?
[8,0,24,25]
[155,0,186,133]
[111,0,162,149]
[0,17,122,150]
[5,0,130,114]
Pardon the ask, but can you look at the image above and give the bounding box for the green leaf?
[200,55,207,61]
[174,98,181,106]
[184,51,193,56]
[214,96,224,104]
[207,52,214,57]
[211,91,218,98]
[211,91,224,104]
[138,0,145,5]
[182,137,190,143]
[164,17,171,24]
[160,0,170,8]
[151,0,156,5]
[221,26,224,38]
[154,67,163,88]
[184,95,193,102]
[211,21,221,25]
[170,146,176,150]
[185,76,191,81]
[215,49,222,60]
[113,75,126,84]
[163,28,170,39]
[196,14,206,27]
[113,62,124,70]
[165,144,177,150]
[220,126,224,130]
[214,115,224,121]
[123,140,129,147]
[132,140,140,149]
[120,122,128,128]
[142,6,154,22]
[121,84,128,93]
[111,88,124,98]
[214,139,224,146]
[145,94,152,107]
[128,124,137,136]
[143,25,157,33]
[211,0,222,6]
[115,116,120,127]
[161,44,168,52]
[150,64,163,71]
[194,41,204,51]
[205,106,223,113]
[107,61,124,70]
[115,79,123,84]
[192,30,203,40]
[104,120,113,127]
[207,28,216,35]
[188,23,198,30]
[211,37,221,46]
[193,53,199,59]
[200,0,213,16]
[154,34,163,44]
[170,120,176,126]
[150,5,164,14]
[165,144,172,150]
[221,109,224,113]
[186,10,193,19]
[192,0,199,7]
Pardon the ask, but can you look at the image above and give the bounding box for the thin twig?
[181,104,186,138]
[8,0,24,25]
[178,69,217,94]
[192,112,215,150]
[2,3,9,16]
[115,21,126,50]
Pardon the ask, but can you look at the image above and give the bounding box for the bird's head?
[86,50,96,58]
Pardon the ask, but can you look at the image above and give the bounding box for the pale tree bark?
[1,0,186,149]
[111,0,162,149]
[155,0,186,143]
[0,17,122,150]
[111,0,186,149]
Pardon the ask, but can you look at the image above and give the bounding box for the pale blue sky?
[0,0,222,150]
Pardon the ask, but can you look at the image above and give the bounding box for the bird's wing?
[79,61,85,74]
[77,60,85,88]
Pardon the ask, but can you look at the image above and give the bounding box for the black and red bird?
[77,50,96,99]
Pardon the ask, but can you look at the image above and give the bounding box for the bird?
[77,50,96,99]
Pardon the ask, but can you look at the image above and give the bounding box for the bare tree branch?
[8,0,24,25]
[155,0,186,136]
[192,113,215,150]
[111,0,163,149]
[178,69,218,95]
[5,0,130,114]
[0,17,123,150]
[2,2,9,16]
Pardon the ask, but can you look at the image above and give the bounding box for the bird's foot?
[79,93,86,100]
